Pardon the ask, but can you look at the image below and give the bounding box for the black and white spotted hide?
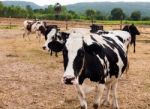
[62,32,128,109]
[42,27,69,57]
[89,25,131,53]
[23,20,47,41]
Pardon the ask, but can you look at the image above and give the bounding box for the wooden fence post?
[9,16,12,29]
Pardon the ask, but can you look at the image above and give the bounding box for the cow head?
[42,27,69,52]
[123,24,140,36]
[129,24,140,36]
[42,28,58,51]
[62,33,86,85]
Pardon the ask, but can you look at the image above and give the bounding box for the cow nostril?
[63,76,75,85]
[42,46,46,50]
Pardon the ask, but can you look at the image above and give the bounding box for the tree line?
[0,2,150,21]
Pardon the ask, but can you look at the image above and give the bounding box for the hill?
[2,1,48,9]
[1,1,150,16]
[66,2,150,16]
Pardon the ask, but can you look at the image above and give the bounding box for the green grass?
[0,25,18,29]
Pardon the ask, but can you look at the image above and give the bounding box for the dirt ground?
[0,18,150,109]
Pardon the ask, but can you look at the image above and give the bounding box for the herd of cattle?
[23,20,140,109]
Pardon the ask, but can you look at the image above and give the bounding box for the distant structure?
[54,3,62,20]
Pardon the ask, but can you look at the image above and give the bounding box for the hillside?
[1,1,150,16]
[2,1,48,9]
[66,2,150,16]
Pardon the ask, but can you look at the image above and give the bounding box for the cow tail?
[125,59,130,79]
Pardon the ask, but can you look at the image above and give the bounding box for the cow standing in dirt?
[23,20,46,41]
[123,24,140,53]
[62,31,129,109]
[42,26,69,57]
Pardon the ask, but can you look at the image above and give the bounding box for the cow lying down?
[62,31,129,109]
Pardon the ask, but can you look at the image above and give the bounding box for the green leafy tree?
[111,8,125,20]
[95,10,106,20]
[68,10,79,19]
[85,9,95,23]
[142,16,150,21]
[130,11,141,20]
[26,5,33,18]
[0,1,4,16]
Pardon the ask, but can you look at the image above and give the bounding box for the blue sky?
[1,0,150,6]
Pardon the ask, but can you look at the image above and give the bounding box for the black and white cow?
[62,32,128,109]
[38,24,58,40]
[23,20,46,41]
[123,24,140,53]
[42,27,69,57]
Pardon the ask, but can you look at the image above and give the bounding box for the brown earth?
[0,18,150,109]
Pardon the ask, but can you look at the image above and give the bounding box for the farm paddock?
[0,18,150,109]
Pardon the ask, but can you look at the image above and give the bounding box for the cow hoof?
[81,105,86,109]
[113,105,119,109]
[93,103,99,109]
[113,107,119,109]
[102,100,110,107]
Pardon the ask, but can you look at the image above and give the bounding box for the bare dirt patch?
[0,18,150,109]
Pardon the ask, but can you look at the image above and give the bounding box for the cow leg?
[75,84,87,109]
[39,33,41,43]
[23,30,28,40]
[27,31,30,41]
[93,84,105,109]
[133,41,136,53]
[37,31,42,42]
[36,32,38,39]
[55,52,58,57]
[102,84,111,107]
[23,32,25,39]
[112,80,119,109]
[50,50,53,56]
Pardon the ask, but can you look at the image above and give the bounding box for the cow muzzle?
[63,76,76,85]
[42,46,46,50]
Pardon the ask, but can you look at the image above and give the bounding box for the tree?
[142,16,150,21]
[95,10,106,20]
[68,10,79,19]
[0,1,3,8]
[85,9,95,23]
[0,2,4,17]
[26,5,33,18]
[130,11,141,21]
[111,8,125,20]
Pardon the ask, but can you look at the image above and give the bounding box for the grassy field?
[0,18,150,109]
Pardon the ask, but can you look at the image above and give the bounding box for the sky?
[1,0,150,6]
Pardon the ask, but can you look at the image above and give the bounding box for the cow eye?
[58,36,62,40]
[52,36,55,40]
